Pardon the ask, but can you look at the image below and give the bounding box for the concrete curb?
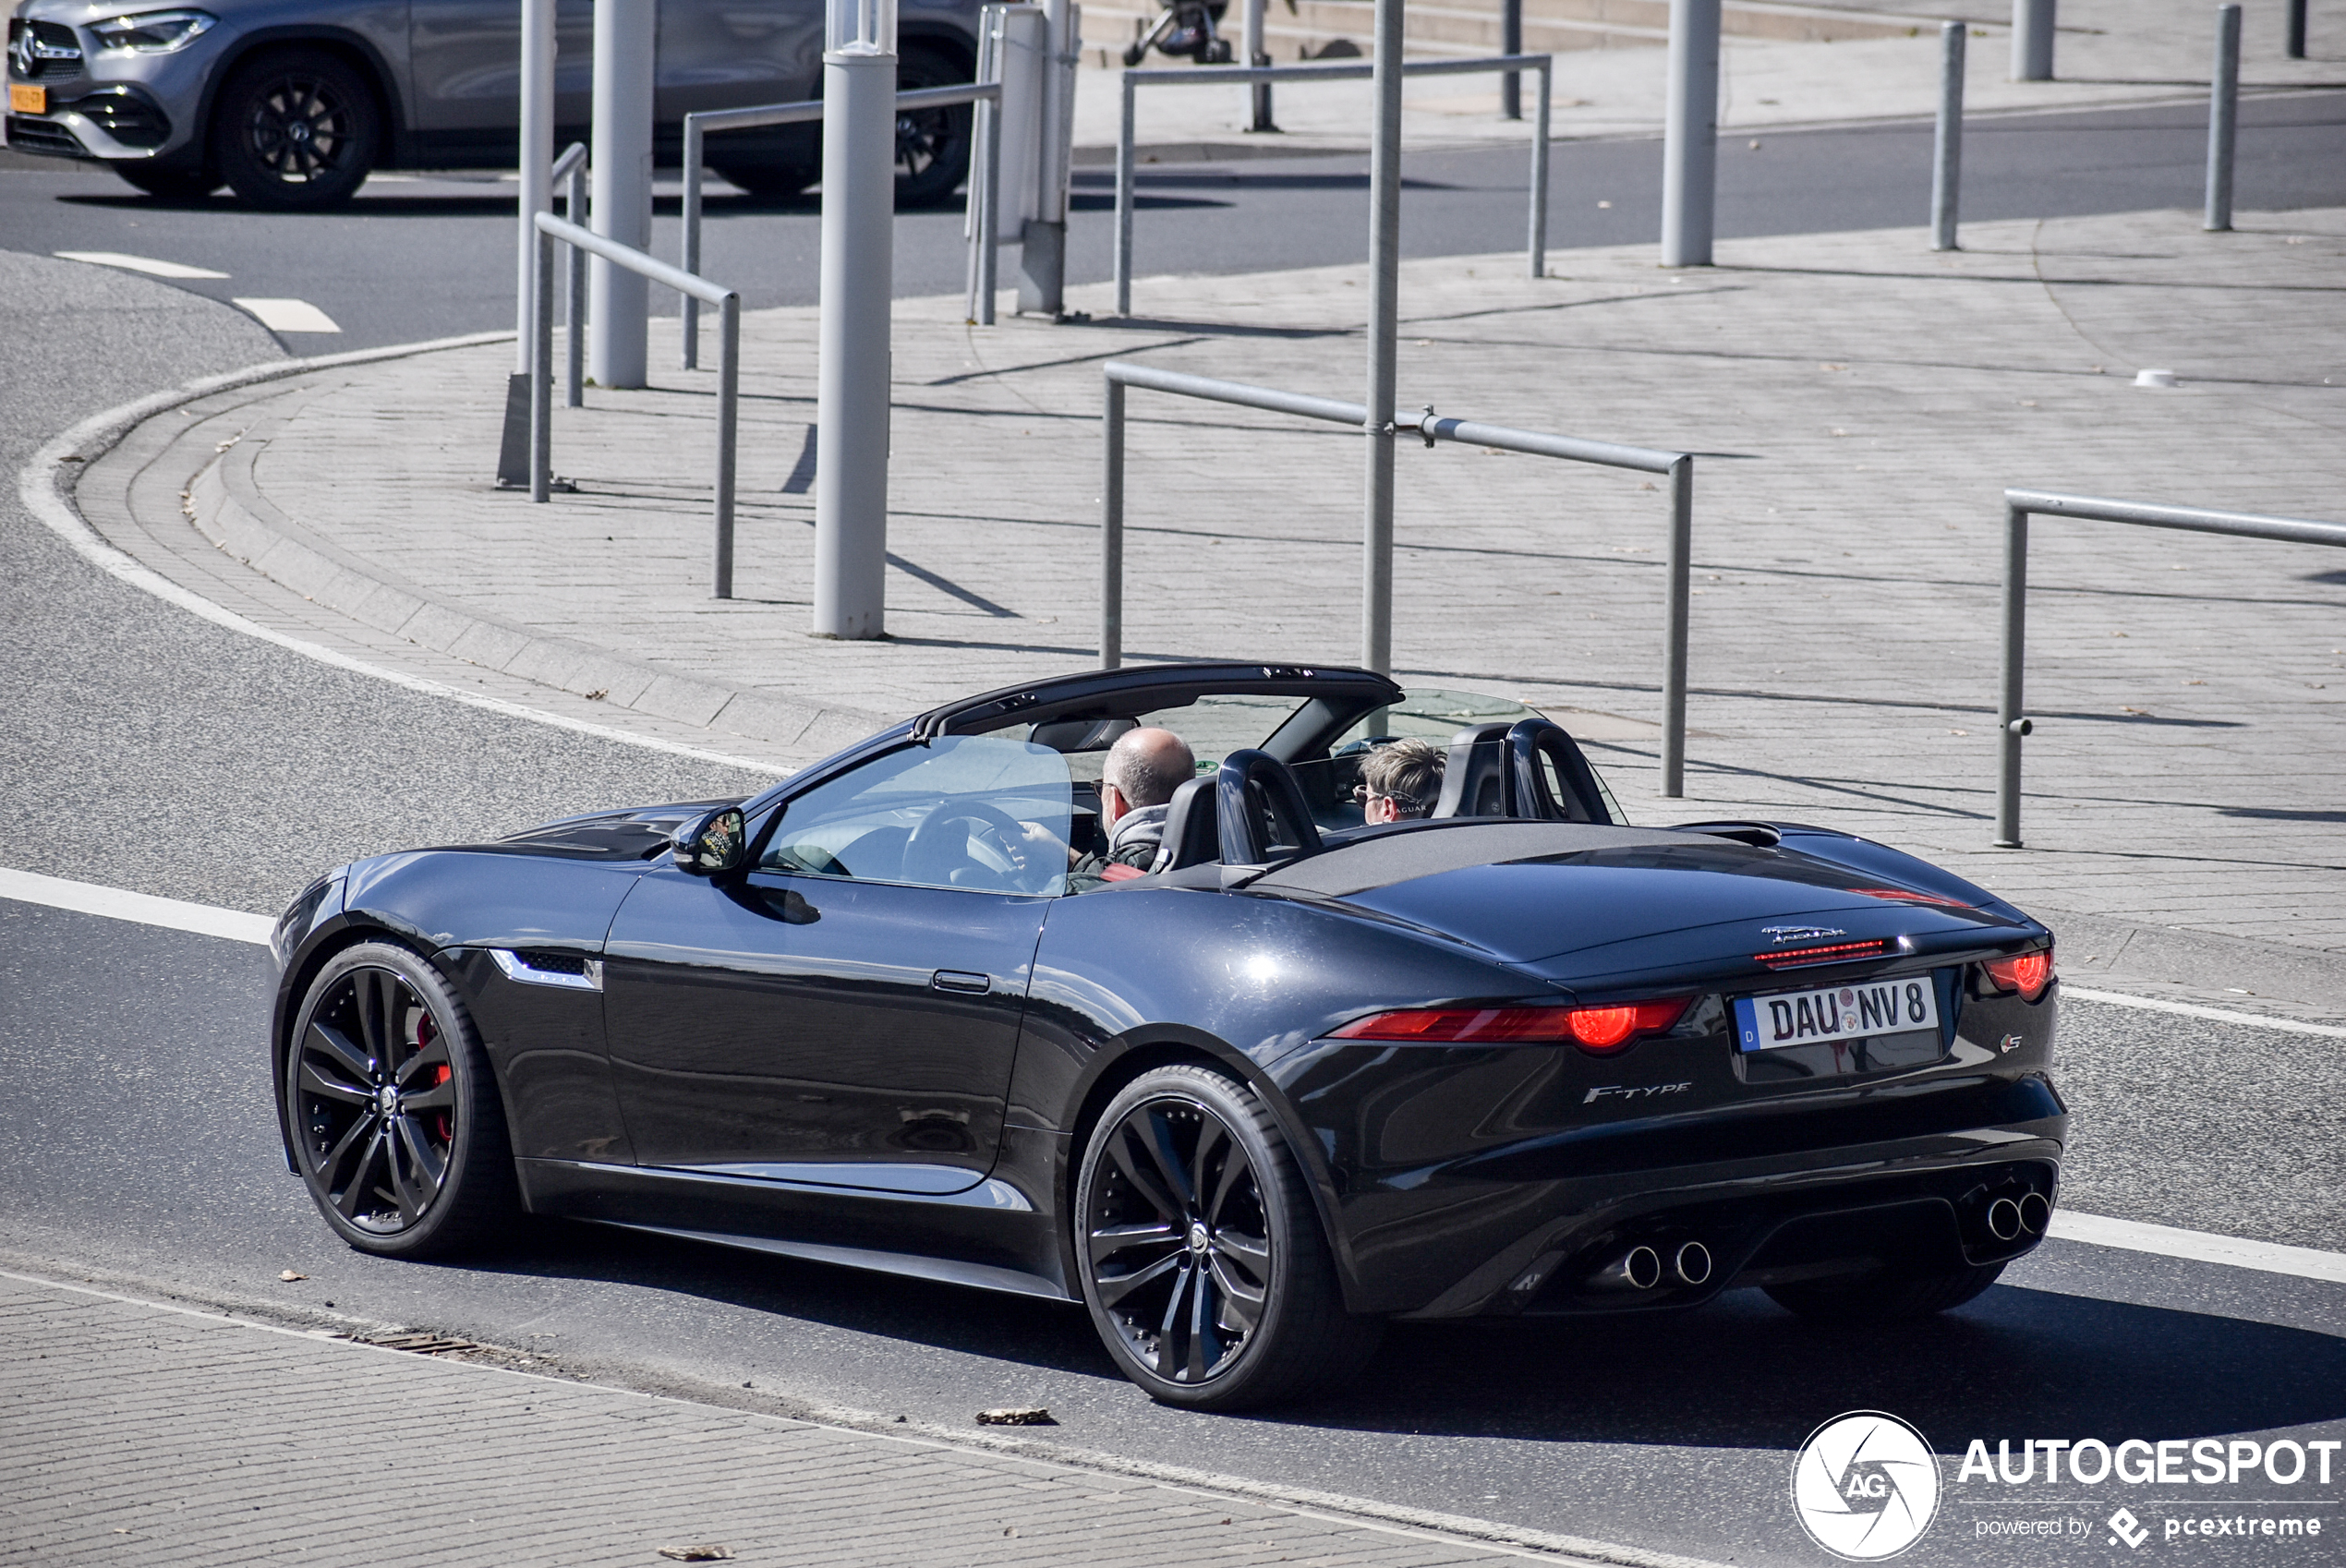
[16,328,883,777]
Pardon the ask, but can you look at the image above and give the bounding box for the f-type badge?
[1762,924,1848,944]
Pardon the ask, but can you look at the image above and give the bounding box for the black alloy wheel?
[893,43,973,209]
[1766,1259,2007,1321]
[1076,1065,1381,1409]
[284,943,516,1257]
[213,48,379,211]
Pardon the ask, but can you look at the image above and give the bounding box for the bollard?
[681,115,704,368]
[1101,378,1125,669]
[1246,0,1274,131]
[564,153,587,406]
[1662,0,1720,269]
[1995,501,2028,847]
[713,293,739,598]
[2205,4,2241,233]
[1662,454,1692,797]
[531,229,554,504]
[1502,0,1523,120]
[515,0,554,376]
[589,0,655,390]
[1529,63,1550,277]
[1931,20,1965,250]
[2012,0,2054,81]
[2288,0,2306,58]
[1362,0,1404,676]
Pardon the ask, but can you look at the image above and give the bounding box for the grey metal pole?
[531,230,553,503]
[2288,0,2307,58]
[565,161,587,407]
[516,0,555,375]
[1995,501,2029,847]
[1102,376,1124,669]
[977,34,1003,324]
[1661,453,1691,797]
[1115,72,1137,315]
[812,13,898,640]
[1362,0,1403,676]
[714,293,739,598]
[589,0,655,389]
[1931,20,1965,250]
[1501,0,1522,119]
[1529,61,1550,276]
[1661,0,1719,269]
[2012,0,2054,81]
[966,11,998,323]
[2205,3,2241,233]
[682,117,703,369]
[1246,0,1274,132]
[1020,0,1076,314]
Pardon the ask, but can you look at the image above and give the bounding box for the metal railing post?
[1662,0,1720,268]
[682,116,704,369]
[1931,20,1965,251]
[1102,375,1125,669]
[1502,0,1523,119]
[1115,72,1137,316]
[1529,61,1550,277]
[714,292,739,598]
[977,18,1004,325]
[1995,500,2029,848]
[2012,0,2054,81]
[2288,0,2307,57]
[1246,0,1274,132]
[2205,3,2241,233]
[1662,453,1692,797]
[564,152,587,407]
[1362,0,1404,678]
[531,228,554,503]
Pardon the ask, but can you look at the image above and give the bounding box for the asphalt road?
[0,90,2339,350]
[2,101,2343,1564]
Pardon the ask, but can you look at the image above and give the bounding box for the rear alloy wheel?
[1766,1260,2006,1321]
[1076,1065,1380,1409]
[213,49,379,211]
[284,942,516,1257]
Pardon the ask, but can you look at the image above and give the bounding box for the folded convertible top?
[1249,821,1694,899]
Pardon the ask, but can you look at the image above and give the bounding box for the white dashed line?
[2046,1212,2346,1285]
[2065,985,2346,1039]
[0,866,272,946]
[232,296,343,333]
[54,249,230,280]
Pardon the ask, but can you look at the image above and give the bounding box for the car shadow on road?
[437,1219,2345,1446]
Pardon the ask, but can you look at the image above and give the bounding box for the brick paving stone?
[0,1272,1639,1568]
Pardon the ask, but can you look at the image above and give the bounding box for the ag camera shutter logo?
[1791,1411,1942,1560]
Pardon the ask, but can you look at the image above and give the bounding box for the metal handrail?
[551,140,587,407]
[1994,488,2346,848]
[1102,360,1696,794]
[1114,54,1554,316]
[679,79,1006,366]
[531,210,744,598]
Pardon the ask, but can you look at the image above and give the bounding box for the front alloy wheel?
[1077,1066,1380,1408]
[285,943,514,1256]
[214,49,379,210]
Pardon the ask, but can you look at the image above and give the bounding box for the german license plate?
[1735,976,1939,1052]
[8,84,46,115]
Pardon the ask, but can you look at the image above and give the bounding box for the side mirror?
[671,806,746,875]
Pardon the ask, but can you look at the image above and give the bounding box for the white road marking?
[0,866,272,946]
[2065,984,2346,1039]
[18,339,786,778]
[54,249,231,280]
[2046,1212,2346,1285]
[233,297,342,333]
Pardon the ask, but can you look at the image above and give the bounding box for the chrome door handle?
[931,970,990,995]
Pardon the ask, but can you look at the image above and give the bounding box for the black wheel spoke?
[392,1116,447,1203]
[305,1019,371,1082]
[1187,1262,1222,1381]
[1106,1123,1184,1224]
[298,1061,373,1105]
[333,1126,387,1218]
[1140,1107,1196,1209]
[1155,1261,1194,1378]
[1207,1253,1265,1330]
[1094,1248,1184,1310]
[350,970,388,1065]
[395,1034,448,1089]
[1087,1219,1176,1267]
[316,1112,377,1190]
[1213,1228,1270,1272]
[400,1080,454,1114]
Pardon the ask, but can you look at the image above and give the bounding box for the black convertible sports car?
[270,662,2063,1408]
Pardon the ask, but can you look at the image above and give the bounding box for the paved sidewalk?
[1071,0,2346,161]
[0,1270,1662,1568]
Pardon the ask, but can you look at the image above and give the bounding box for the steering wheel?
[901,800,1046,891]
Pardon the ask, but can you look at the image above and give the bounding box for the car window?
[758,735,1075,896]
[1014,694,1308,783]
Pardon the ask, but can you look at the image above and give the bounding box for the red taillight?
[1983,947,2055,1001]
[1330,998,1689,1054]
[1849,887,1971,909]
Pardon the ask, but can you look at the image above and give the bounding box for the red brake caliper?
[415,1014,453,1142]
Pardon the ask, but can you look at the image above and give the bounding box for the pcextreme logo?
[1791,1411,1942,1561]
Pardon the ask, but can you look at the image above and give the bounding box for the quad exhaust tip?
[1592,1245,1663,1291]
[1673,1240,1711,1286]
[1987,1196,2025,1241]
[2018,1191,2051,1236]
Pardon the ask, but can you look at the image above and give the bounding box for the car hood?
[1284,832,2031,972]
[487,799,740,862]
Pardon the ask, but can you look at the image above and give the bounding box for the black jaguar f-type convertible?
[270,662,2063,1408]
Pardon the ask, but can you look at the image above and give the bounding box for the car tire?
[212,48,380,211]
[893,42,973,210]
[113,162,221,200]
[1075,1064,1382,1410]
[1765,1260,2006,1321]
[284,941,518,1259]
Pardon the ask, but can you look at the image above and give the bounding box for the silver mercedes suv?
[5,0,981,208]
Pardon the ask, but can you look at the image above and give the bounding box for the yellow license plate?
[8,83,46,115]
